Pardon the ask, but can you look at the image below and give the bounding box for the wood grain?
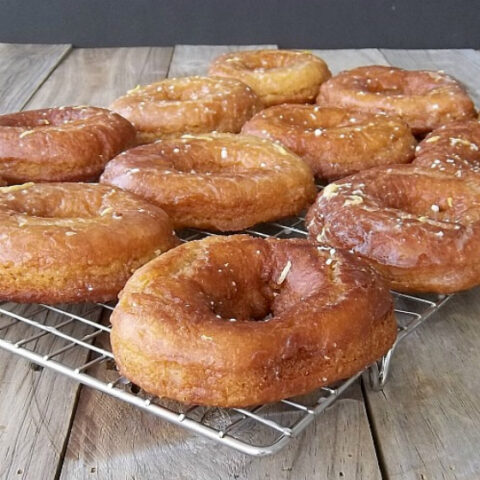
[0,43,71,114]
[363,48,480,480]
[311,48,389,74]
[365,290,480,479]
[0,304,104,480]
[167,44,277,77]
[60,377,381,480]
[0,46,172,480]
[25,46,173,109]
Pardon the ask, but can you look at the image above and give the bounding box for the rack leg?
[367,348,394,391]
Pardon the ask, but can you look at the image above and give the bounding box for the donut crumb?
[277,260,292,284]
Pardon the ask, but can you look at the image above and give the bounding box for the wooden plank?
[58,47,382,480]
[365,290,480,479]
[363,49,480,480]
[311,48,389,74]
[26,46,173,109]
[0,304,106,480]
[0,43,71,114]
[167,44,277,77]
[60,376,381,480]
[0,46,173,480]
[380,48,480,107]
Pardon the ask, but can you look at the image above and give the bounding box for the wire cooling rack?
[0,216,451,456]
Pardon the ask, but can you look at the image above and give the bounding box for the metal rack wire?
[0,215,451,456]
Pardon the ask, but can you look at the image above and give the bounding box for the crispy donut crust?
[0,182,178,303]
[110,76,262,143]
[306,165,480,293]
[111,235,396,407]
[209,50,331,107]
[0,107,135,183]
[100,133,316,231]
[317,66,476,135]
[414,119,480,176]
[242,105,416,180]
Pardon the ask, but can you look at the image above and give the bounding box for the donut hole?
[154,80,226,102]
[235,51,304,71]
[355,70,447,97]
[122,136,280,175]
[190,239,332,322]
[0,184,122,219]
[0,107,99,129]
[361,170,480,223]
[138,78,245,105]
[275,106,371,130]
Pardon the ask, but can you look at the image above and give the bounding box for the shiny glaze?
[0,106,135,183]
[210,49,331,107]
[110,76,262,143]
[307,164,480,293]
[101,133,316,231]
[0,182,178,303]
[317,66,476,135]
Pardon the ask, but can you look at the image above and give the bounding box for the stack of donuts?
[1,48,478,407]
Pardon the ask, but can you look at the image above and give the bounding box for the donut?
[0,182,178,303]
[110,234,397,407]
[306,164,480,293]
[316,66,476,135]
[0,106,135,183]
[100,133,316,231]
[242,104,416,180]
[110,76,262,144]
[414,119,480,176]
[209,49,331,107]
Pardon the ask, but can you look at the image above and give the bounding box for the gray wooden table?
[0,44,479,480]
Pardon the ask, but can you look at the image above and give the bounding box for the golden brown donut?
[306,164,480,293]
[0,182,178,303]
[110,76,262,144]
[111,235,397,407]
[100,133,316,231]
[414,119,480,177]
[209,49,331,107]
[317,66,476,135]
[242,104,416,180]
[0,106,135,183]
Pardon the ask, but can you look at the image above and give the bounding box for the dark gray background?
[1,0,479,48]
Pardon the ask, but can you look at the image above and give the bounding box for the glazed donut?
[317,66,476,135]
[111,235,396,407]
[242,104,416,180]
[110,76,262,144]
[100,133,316,231]
[209,49,331,107]
[0,106,135,183]
[0,182,178,303]
[414,119,480,176]
[306,164,480,293]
